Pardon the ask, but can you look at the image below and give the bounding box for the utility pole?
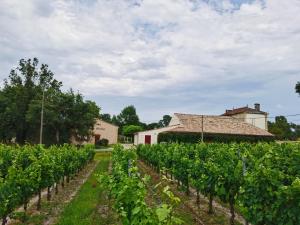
[39,89,45,144]
[201,115,204,143]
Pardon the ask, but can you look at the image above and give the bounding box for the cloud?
[0,0,299,120]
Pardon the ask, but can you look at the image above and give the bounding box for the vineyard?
[137,143,300,225]
[0,144,95,225]
[99,145,183,225]
[0,143,299,225]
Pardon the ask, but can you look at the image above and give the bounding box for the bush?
[158,132,275,143]
[95,138,109,147]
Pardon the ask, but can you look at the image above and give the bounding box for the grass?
[56,152,118,225]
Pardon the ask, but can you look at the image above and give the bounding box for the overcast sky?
[0,0,299,123]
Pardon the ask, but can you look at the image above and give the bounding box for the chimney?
[254,103,260,111]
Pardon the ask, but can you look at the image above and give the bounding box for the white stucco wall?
[230,113,267,130]
[245,113,267,130]
[134,126,179,145]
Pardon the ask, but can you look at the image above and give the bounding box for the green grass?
[56,152,117,225]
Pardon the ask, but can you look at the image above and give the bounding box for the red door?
[145,135,151,144]
[95,134,101,144]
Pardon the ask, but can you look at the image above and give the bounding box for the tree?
[268,116,293,140]
[117,105,140,126]
[296,81,300,95]
[158,115,172,127]
[122,125,144,138]
[0,58,100,144]
[146,122,160,130]
[100,113,112,123]
[0,58,61,144]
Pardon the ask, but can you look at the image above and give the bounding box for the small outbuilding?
[72,119,119,145]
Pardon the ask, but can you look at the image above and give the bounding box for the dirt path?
[138,160,246,225]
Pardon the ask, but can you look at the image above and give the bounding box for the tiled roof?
[222,107,267,116]
[168,113,273,137]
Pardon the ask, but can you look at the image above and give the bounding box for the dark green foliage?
[158,115,172,127]
[158,132,274,143]
[268,116,297,140]
[296,81,300,95]
[100,113,112,123]
[0,144,95,224]
[122,125,144,137]
[117,105,140,127]
[137,142,300,225]
[0,58,100,144]
[95,138,109,147]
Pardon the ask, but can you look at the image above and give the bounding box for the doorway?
[95,134,101,144]
[145,135,151,144]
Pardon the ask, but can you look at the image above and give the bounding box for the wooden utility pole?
[201,115,204,143]
[39,89,45,144]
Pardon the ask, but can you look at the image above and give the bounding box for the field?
[0,143,299,225]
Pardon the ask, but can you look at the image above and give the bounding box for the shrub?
[95,138,109,147]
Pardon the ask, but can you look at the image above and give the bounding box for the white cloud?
[0,0,300,118]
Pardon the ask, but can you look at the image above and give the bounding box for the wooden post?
[39,89,45,144]
[201,115,204,143]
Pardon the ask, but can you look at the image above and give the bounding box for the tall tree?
[0,58,61,143]
[117,105,140,127]
[0,58,100,144]
[296,81,300,95]
[268,116,293,140]
[158,115,172,127]
[146,122,160,130]
[100,113,112,123]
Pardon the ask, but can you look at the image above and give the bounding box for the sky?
[0,0,299,124]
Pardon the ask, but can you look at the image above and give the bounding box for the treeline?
[0,58,100,145]
[268,116,300,140]
[100,105,172,137]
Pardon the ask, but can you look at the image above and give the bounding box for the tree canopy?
[268,116,299,140]
[296,81,300,95]
[122,125,144,137]
[0,58,100,144]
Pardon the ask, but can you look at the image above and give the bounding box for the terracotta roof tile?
[222,107,267,116]
[169,113,273,137]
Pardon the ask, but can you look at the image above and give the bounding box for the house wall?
[231,113,267,130]
[134,126,179,145]
[92,119,119,144]
[71,119,118,145]
[244,113,267,130]
[231,113,246,121]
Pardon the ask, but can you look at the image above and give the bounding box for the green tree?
[0,58,100,144]
[100,113,112,123]
[117,105,140,126]
[122,125,143,138]
[296,81,300,95]
[147,122,160,130]
[0,58,61,144]
[268,116,293,140]
[158,115,172,127]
